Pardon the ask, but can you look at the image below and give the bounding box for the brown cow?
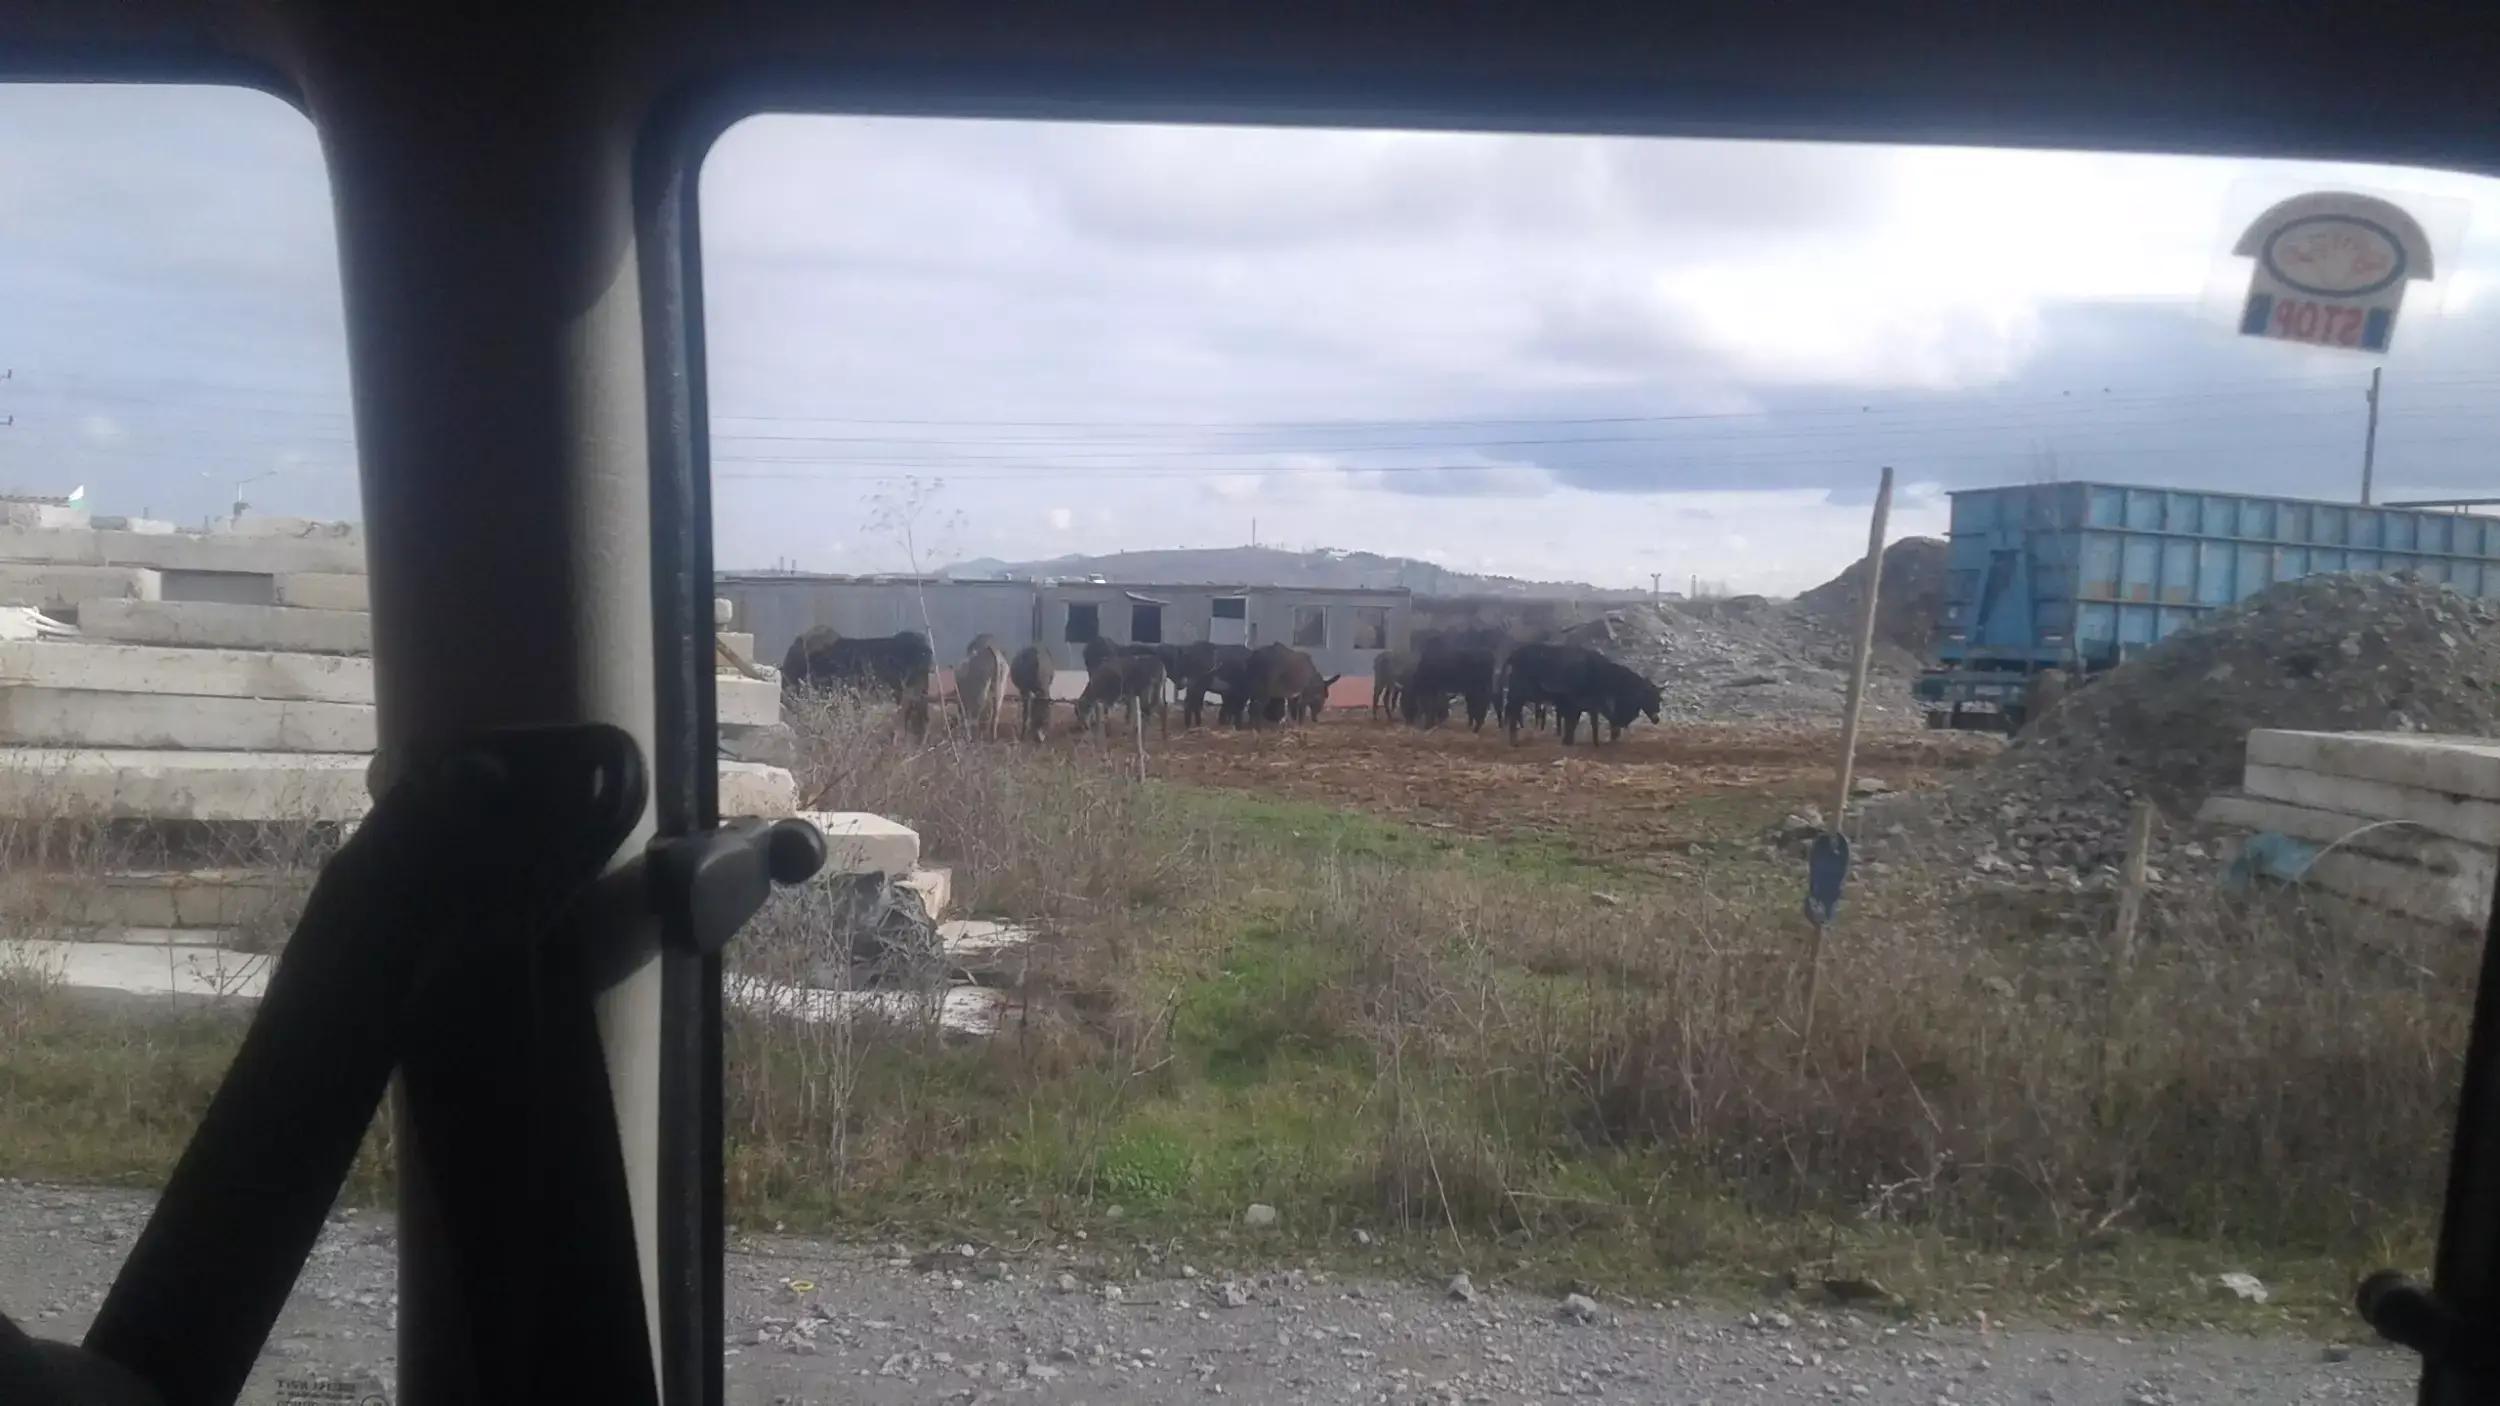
[1370,648,1415,720]
[1076,654,1171,739]
[1240,643,1338,728]
[956,634,1011,740]
[1009,645,1055,742]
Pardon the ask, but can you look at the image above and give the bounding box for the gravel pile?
[1798,536,1951,658]
[1863,573,2500,886]
[1602,597,1925,724]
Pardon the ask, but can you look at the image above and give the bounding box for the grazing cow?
[1075,654,1171,738]
[1501,643,1657,746]
[1171,640,1252,727]
[1370,649,1416,720]
[1239,643,1337,727]
[1587,656,1664,739]
[1402,645,1497,731]
[1009,645,1055,741]
[782,626,934,733]
[956,634,1011,739]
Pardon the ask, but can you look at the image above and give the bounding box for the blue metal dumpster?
[1915,481,2500,727]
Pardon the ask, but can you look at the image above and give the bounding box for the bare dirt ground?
[0,1181,2406,1405]
[1111,715,1998,870]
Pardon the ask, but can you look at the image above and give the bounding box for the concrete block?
[715,598,735,627]
[161,570,277,606]
[0,749,374,821]
[719,674,781,728]
[721,762,798,819]
[0,526,367,575]
[0,565,160,614]
[717,631,757,667]
[272,572,371,612]
[2243,763,2500,847]
[0,504,90,530]
[2198,794,2492,875]
[898,866,952,919]
[80,599,372,655]
[795,810,920,874]
[0,688,375,752]
[717,723,795,769]
[16,870,308,930]
[2249,730,2500,804]
[0,641,373,704]
[2295,848,2492,928]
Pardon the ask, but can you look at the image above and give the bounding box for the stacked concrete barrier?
[2198,729,2500,931]
[0,517,908,974]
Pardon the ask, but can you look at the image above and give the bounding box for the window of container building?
[1064,602,1099,642]
[1131,602,1162,643]
[1291,606,1327,647]
[1352,606,1390,650]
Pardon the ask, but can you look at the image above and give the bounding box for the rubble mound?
[2012,573,2500,814]
[1798,536,1950,658]
[1865,573,2500,886]
[1604,597,1923,724]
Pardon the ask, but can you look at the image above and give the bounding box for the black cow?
[1239,643,1337,727]
[1587,656,1663,740]
[782,627,934,732]
[1009,645,1056,741]
[1402,645,1497,731]
[1171,640,1252,728]
[1075,654,1171,738]
[1501,643,1657,746]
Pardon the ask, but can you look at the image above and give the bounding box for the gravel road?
[0,1180,2410,1404]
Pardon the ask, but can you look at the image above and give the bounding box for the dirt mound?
[2014,573,2500,813]
[1799,536,1949,658]
[1864,573,2500,886]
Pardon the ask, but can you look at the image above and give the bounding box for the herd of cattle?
[778,623,1664,747]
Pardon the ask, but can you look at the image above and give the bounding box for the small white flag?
[65,485,84,504]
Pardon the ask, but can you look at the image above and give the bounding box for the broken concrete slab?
[722,762,798,819]
[939,918,1035,972]
[796,810,919,874]
[79,599,372,655]
[0,526,366,576]
[2249,730,2500,805]
[0,640,373,704]
[2242,763,2500,848]
[0,687,375,752]
[717,631,757,668]
[718,674,781,728]
[271,572,370,612]
[726,972,1005,1036]
[0,565,160,614]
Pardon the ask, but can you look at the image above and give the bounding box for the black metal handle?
[647,817,827,957]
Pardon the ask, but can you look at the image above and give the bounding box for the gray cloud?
[5,94,2499,592]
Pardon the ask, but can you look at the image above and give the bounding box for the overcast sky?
[3,86,2497,593]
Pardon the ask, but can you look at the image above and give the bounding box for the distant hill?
[940,546,1651,600]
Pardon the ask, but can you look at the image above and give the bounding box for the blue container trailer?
[1916,481,2500,728]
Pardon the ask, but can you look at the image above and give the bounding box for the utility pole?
[1649,571,1661,602]
[2360,366,2382,505]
